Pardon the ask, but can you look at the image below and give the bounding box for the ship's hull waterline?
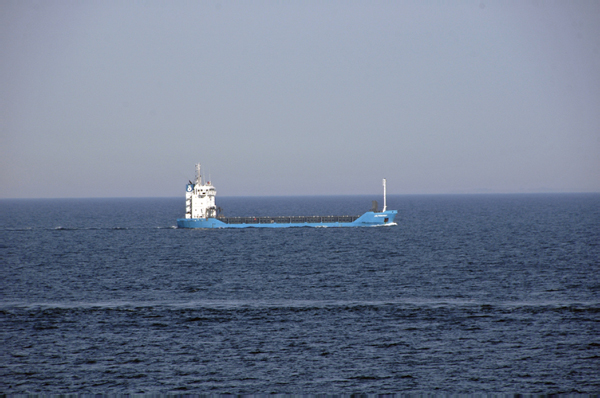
[177,210,398,229]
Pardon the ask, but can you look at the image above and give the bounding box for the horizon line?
[2,191,599,200]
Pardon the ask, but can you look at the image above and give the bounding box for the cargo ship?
[176,164,397,229]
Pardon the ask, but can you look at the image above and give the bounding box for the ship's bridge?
[185,164,218,219]
[194,184,215,196]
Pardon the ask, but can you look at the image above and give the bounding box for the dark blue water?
[2,194,599,394]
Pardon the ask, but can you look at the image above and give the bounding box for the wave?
[2,226,179,232]
[2,299,598,313]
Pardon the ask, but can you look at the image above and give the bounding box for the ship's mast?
[195,163,202,185]
[383,178,387,212]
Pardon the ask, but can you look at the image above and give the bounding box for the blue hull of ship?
[177,210,398,229]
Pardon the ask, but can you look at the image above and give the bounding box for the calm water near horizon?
[1,194,599,393]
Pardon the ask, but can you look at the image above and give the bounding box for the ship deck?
[216,215,361,225]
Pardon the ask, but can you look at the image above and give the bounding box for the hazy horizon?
[3,191,600,202]
[2,1,599,199]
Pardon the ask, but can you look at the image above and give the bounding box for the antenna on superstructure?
[382,178,387,212]
[195,163,202,185]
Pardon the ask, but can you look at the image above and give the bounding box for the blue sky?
[2,0,599,198]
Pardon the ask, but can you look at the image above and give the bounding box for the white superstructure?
[184,163,217,219]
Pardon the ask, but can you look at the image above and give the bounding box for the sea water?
[1,194,599,394]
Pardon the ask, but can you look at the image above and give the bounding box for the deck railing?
[216,215,361,225]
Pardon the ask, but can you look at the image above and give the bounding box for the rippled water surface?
[1,194,599,393]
